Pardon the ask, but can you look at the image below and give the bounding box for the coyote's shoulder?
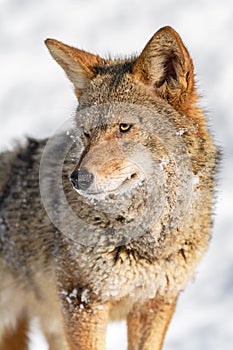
[0,26,218,350]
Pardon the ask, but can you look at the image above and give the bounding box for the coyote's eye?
[83,127,90,138]
[119,123,132,133]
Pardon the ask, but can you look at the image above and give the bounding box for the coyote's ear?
[45,39,104,98]
[133,26,195,113]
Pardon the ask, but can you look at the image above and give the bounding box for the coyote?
[0,26,218,350]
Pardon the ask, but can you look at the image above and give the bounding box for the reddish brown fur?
[1,317,28,350]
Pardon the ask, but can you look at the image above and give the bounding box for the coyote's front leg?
[127,297,177,350]
[62,301,110,350]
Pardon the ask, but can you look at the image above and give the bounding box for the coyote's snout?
[71,132,147,197]
[0,26,218,350]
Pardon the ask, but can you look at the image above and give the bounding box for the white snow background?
[0,0,233,349]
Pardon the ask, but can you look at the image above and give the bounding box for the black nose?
[70,168,94,191]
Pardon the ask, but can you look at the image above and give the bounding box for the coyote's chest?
[74,247,169,305]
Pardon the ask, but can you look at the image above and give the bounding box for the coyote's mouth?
[76,171,143,197]
[116,172,139,191]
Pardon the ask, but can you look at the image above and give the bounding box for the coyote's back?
[0,26,218,350]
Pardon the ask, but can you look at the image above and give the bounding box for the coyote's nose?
[70,168,94,191]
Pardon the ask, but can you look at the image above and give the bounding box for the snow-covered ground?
[1,0,233,349]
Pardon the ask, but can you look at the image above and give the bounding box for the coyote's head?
[44,27,196,238]
[69,103,155,198]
